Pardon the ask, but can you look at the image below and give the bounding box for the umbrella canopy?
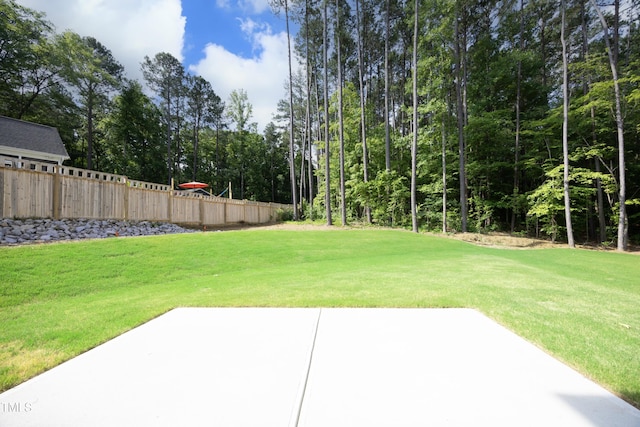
[178,181,209,189]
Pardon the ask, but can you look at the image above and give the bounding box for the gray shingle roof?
[0,115,70,160]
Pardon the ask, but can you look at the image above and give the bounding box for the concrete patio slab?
[1,308,639,427]
[0,308,320,427]
[298,309,640,426]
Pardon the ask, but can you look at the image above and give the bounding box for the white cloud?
[238,17,261,38]
[15,0,186,82]
[190,23,292,132]
[240,0,272,14]
[216,0,231,9]
[214,0,271,14]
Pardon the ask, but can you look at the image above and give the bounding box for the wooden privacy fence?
[0,156,292,226]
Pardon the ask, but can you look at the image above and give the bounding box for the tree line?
[275,0,638,249]
[0,0,293,204]
[2,0,639,248]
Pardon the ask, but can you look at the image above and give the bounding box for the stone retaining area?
[0,218,195,245]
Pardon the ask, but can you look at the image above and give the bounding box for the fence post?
[123,177,129,221]
[52,168,61,220]
[168,178,174,223]
[243,200,247,223]
[199,197,205,227]
[0,168,5,218]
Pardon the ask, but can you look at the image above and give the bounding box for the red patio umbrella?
[178,181,209,189]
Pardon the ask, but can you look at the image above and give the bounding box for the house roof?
[0,115,70,162]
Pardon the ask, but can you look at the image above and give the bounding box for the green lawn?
[1,228,638,407]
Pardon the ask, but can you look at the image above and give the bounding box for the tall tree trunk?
[305,0,314,220]
[175,98,184,185]
[166,86,172,186]
[313,66,322,149]
[454,11,468,232]
[87,89,94,170]
[355,0,371,223]
[384,0,392,225]
[561,0,575,248]
[462,31,468,130]
[215,122,220,192]
[591,0,627,250]
[442,113,447,233]
[511,0,524,234]
[299,118,307,208]
[410,0,419,233]
[323,0,333,225]
[461,22,469,220]
[192,117,199,181]
[285,0,299,220]
[581,0,607,243]
[384,0,391,172]
[313,66,323,209]
[613,0,619,66]
[307,111,314,216]
[271,142,276,202]
[336,0,347,226]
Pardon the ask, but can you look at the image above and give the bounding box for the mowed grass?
[0,228,639,407]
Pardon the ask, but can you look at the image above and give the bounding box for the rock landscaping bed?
[0,218,195,245]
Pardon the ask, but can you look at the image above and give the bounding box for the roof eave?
[0,145,69,165]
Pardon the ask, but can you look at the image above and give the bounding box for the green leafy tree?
[226,89,257,199]
[100,81,165,182]
[185,75,223,181]
[264,122,292,203]
[0,0,61,119]
[57,32,123,170]
[141,52,185,185]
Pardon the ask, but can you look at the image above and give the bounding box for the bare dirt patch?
[444,232,562,249]
[444,231,639,253]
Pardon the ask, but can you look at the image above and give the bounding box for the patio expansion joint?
[289,308,322,427]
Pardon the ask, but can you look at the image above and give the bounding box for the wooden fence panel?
[1,157,291,225]
[201,197,226,225]
[171,193,201,224]
[245,204,260,224]
[127,187,170,222]
[225,200,245,223]
[58,176,126,219]
[259,204,273,223]
[0,167,54,218]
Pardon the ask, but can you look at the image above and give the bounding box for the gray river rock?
[0,218,195,246]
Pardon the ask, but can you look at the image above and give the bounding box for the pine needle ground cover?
[1,229,638,407]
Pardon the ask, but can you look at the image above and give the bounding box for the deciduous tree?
[141,52,185,185]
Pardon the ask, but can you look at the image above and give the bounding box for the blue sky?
[183,0,287,63]
[15,0,296,131]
